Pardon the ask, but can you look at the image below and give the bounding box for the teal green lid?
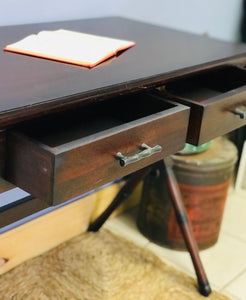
[172,137,238,171]
[178,141,213,155]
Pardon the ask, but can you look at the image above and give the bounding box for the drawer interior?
[14,92,175,147]
[165,66,246,102]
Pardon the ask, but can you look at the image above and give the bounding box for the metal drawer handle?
[116,143,162,167]
[233,107,246,119]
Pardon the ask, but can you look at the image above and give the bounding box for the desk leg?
[88,167,149,232]
[163,158,211,297]
[89,159,211,296]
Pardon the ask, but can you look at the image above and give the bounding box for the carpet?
[0,229,230,300]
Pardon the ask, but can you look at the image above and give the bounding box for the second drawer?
[162,65,246,145]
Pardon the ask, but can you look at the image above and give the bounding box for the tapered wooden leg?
[163,157,211,297]
[88,167,149,232]
[89,159,211,296]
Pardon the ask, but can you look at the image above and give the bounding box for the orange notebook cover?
[4,29,136,68]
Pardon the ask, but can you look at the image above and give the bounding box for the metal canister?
[137,137,237,250]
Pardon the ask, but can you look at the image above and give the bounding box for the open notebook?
[4,29,136,68]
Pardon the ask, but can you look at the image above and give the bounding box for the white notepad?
[4,29,136,68]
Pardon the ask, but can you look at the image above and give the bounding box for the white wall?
[0,0,243,42]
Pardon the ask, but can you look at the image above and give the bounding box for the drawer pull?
[233,107,246,119]
[116,143,162,167]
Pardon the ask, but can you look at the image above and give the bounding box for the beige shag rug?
[0,229,230,300]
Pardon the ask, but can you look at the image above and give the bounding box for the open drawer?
[5,91,189,205]
[162,65,246,145]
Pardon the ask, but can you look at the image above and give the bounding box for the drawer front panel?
[198,89,246,145]
[53,110,189,204]
[163,65,246,145]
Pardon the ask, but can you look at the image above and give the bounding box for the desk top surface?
[1,16,246,126]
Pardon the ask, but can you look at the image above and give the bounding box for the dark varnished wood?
[1,17,246,127]
[1,16,246,224]
[162,158,211,296]
[6,92,190,205]
[6,132,54,205]
[0,130,6,176]
[137,159,211,296]
[0,198,48,228]
[1,17,245,295]
[0,178,48,227]
[0,178,15,194]
[163,65,246,145]
[1,17,246,196]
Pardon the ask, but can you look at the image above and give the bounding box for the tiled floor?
[104,189,246,300]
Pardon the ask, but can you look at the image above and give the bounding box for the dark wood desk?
[1,16,246,296]
[1,17,246,227]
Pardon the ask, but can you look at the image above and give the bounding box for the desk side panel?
[5,132,54,205]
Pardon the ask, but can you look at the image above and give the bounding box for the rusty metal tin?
[137,137,237,250]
